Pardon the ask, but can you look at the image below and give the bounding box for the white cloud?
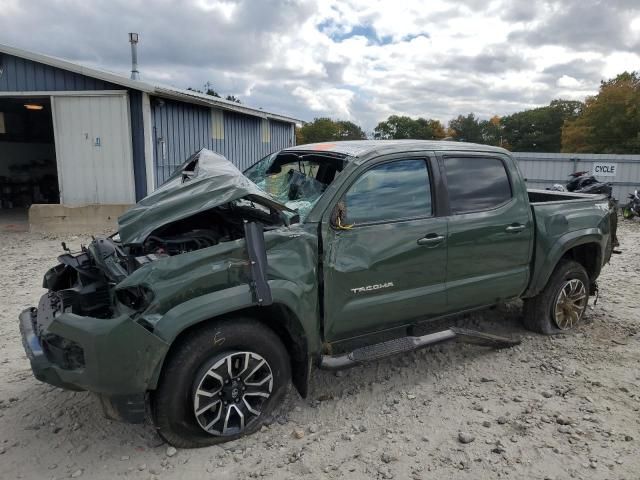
[1,0,639,130]
[557,75,581,88]
[292,86,355,119]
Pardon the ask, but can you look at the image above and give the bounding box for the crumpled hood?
[118,149,289,245]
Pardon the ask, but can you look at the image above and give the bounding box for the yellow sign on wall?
[211,109,224,140]
[261,118,270,143]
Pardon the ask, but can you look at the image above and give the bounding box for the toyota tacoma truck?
[19,141,617,447]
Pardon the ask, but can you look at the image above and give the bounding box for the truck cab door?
[321,155,447,343]
[439,153,533,311]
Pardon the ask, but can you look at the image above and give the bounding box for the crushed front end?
[18,148,325,424]
[19,237,170,422]
[20,208,285,423]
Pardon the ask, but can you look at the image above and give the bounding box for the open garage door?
[52,94,135,205]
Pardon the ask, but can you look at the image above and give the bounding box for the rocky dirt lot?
[1,221,639,480]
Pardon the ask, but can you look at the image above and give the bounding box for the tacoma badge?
[350,282,394,294]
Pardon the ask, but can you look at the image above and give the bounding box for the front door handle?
[505,223,526,233]
[417,234,445,246]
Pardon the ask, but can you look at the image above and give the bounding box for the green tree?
[297,118,367,144]
[562,72,640,153]
[448,113,484,143]
[479,115,504,147]
[501,100,584,152]
[187,82,227,99]
[373,115,446,140]
[204,81,221,98]
[335,120,367,140]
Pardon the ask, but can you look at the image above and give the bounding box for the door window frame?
[325,152,444,229]
[437,153,515,216]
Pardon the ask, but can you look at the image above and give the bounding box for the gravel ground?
[1,221,639,480]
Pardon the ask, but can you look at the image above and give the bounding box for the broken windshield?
[245,152,346,220]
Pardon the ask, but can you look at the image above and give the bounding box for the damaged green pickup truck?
[20,140,617,447]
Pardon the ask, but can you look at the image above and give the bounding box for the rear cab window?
[343,159,433,224]
[443,157,512,214]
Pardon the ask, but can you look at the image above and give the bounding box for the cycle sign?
[592,162,617,177]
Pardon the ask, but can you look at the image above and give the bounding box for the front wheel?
[152,318,291,448]
[523,260,590,335]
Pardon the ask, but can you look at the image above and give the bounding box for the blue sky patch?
[318,20,393,45]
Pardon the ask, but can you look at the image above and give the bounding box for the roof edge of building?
[0,42,303,125]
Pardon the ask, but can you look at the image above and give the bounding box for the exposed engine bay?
[135,200,281,257]
[42,200,284,318]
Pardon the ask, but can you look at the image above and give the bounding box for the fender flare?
[145,281,319,390]
[524,228,604,297]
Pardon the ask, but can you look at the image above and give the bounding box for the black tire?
[522,260,590,335]
[152,318,290,448]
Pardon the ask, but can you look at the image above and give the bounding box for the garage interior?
[0,97,58,229]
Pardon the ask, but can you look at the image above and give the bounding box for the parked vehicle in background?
[622,189,640,219]
[549,171,614,197]
[548,172,618,249]
[19,141,618,447]
[565,171,613,197]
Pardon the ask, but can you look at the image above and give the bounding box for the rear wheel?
[523,260,590,335]
[152,318,290,448]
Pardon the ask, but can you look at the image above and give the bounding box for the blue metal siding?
[151,97,295,186]
[1,52,297,200]
[0,53,120,91]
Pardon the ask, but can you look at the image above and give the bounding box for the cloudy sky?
[1,0,639,131]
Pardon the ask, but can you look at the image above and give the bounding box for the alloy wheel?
[553,279,588,330]
[193,351,273,436]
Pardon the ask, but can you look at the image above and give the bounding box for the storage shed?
[0,43,299,230]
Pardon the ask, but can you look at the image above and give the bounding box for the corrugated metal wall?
[513,152,640,200]
[1,52,297,199]
[0,53,120,91]
[151,97,295,186]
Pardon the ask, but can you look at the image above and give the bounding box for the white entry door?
[52,94,135,204]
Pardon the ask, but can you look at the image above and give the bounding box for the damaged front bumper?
[19,294,170,423]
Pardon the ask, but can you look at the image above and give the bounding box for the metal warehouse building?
[0,43,299,229]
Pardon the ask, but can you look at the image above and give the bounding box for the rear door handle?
[417,234,445,246]
[505,224,526,233]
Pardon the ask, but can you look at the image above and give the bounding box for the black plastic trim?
[97,393,147,423]
[244,221,273,306]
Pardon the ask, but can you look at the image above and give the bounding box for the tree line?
[188,81,242,104]
[296,71,640,154]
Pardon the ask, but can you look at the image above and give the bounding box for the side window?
[343,159,432,224]
[444,157,512,214]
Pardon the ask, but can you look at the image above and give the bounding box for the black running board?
[319,327,521,370]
